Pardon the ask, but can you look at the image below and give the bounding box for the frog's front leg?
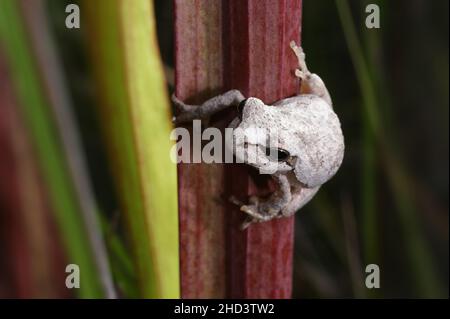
[172,89,245,124]
[290,41,332,106]
[230,174,292,229]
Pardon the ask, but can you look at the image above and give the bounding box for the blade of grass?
[1,53,44,297]
[341,193,365,298]
[335,0,379,273]
[0,56,70,297]
[84,0,179,298]
[0,0,104,297]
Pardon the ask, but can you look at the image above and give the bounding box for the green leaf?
[84,0,179,298]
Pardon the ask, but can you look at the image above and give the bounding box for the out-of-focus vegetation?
[0,0,106,298]
[293,0,448,298]
[0,0,447,298]
[0,0,178,298]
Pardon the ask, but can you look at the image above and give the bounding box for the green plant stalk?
[100,214,139,298]
[361,120,377,265]
[335,0,379,277]
[84,0,179,298]
[0,0,103,297]
[359,3,388,270]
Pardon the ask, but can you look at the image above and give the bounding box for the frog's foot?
[172,94,194,113]
[290,41,311,80]
[240,217,255,230]
[171,94,198,124]
[295,69,310,80]
[229,196,280,229]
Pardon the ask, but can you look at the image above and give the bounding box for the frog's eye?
[237,99,248,119]
[265,147,290,162]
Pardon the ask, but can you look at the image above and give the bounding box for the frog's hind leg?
[230,174,292,229]
[280,185,320,217]
[290,41,332,106]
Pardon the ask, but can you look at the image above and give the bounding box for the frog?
[172,41,344,228]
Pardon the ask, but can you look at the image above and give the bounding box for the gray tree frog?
[172,41,344,228]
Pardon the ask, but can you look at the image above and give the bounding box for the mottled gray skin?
[172,41,344,228]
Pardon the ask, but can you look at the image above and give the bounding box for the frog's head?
[226,96,344,185]
[226,97,296,175]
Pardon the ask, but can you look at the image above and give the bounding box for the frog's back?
[273,94,344,188]
[273,94,328,108]
[271,95,336,130]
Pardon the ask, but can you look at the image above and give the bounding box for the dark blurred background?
[296,0,449,298]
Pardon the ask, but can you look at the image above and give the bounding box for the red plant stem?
[175,0,302,298]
